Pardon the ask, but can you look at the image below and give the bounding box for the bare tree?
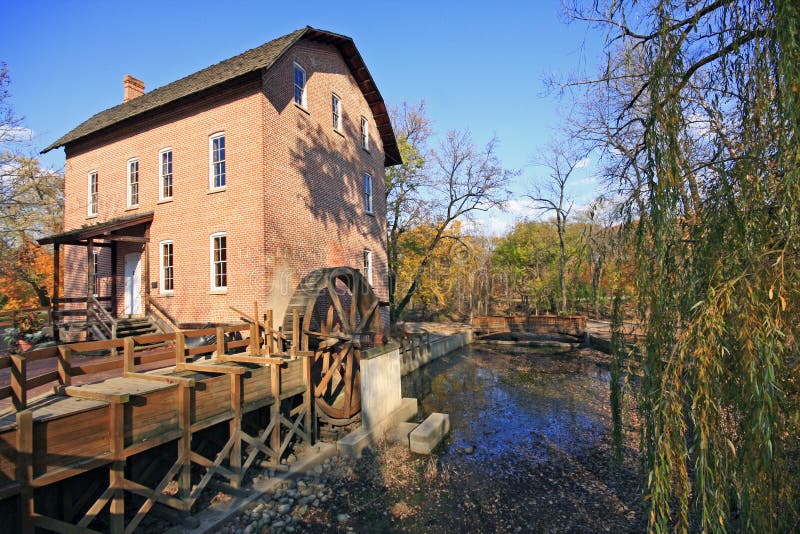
[385,102,432,314]
[391,129,513,322]
[527,139,585,314]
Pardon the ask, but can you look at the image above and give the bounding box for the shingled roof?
[42,26,401,166]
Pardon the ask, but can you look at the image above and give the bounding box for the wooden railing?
[0,309,303,413]
[0,307,50,329]
[472,315,587,337]
[88,295,118,339]
[148,297,179,332]
[398,329,431,363]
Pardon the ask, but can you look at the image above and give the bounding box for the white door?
[124,252,142,316]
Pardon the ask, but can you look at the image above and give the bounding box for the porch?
[37,212,171,342]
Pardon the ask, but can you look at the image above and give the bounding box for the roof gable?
[42,27,401,167]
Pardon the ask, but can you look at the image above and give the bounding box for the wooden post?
[16,410,34,534]
[229,374,242,487]
[87,238,95,319]
[143,226,150,315]
[58,346,72,387]
[216,326,225,358]
[252,301,261,354]
[270,363,281,459]
[10,355,26,412]
[302,353,313,445]
[109,402,125,533]
[52,243,60,342]
[175,331,186,366]
[177,383,191,503]
[292,310,300,357]
[249,322,259,355]
[123,337,135,373]
[110,244,117,321]
[266,309,274,355]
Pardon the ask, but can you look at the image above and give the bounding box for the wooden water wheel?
[284,267,382,424]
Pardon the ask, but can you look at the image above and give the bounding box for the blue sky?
[1,0,604,234]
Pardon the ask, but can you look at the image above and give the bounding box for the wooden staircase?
[115,317,160,338]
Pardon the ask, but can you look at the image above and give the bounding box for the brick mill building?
[39,27,400,340]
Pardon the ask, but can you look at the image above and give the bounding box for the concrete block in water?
[409,412,450,454]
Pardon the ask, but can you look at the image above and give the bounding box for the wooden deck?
[0,312,314,533]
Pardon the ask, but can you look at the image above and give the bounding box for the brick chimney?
[123,75,145,102]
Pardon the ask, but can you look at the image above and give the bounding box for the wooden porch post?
[143,226,150,315]
[52,243,60,343]
[87,239,95,320]
[111,243,117,319]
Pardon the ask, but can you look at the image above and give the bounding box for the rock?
[287,453,298,463]
[296,504,308,516]
[243,525,253,534]
[277,503,292,515]
[312,498,319,507]
[272,521,285,529]
[463,445,475,454]
[314,465,324,474]
[337,513,350,523]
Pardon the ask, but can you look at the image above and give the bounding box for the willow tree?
[569,0,800,530]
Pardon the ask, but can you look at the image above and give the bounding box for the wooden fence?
[471,315,587,337]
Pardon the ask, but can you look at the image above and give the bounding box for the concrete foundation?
[338,397,418,458]
[400,330,473,376]
[409,412,450,454]
[360,342,402,430]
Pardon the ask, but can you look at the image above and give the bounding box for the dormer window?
[293,62,306,108]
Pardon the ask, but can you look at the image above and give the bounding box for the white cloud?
[575,157,591,169]
[505,198,537,216]
[0,125,34,143]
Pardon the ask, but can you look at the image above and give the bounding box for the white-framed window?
[87,170,98,217]
[209,133,226,190]
[210,232,227,290]
[360,116,369,150]
[363,250,373,286]
[127,158,139,208]
[331,93,342,131]
[92,250,100,297]
[160,240,174,294]
[363,173,373,213]
[293,62,306,108]
[159,148,173,201]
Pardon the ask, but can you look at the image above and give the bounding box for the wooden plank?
[184,327,216,338]
[185,345,216,356]
[133,332,176,345]
[26,370,59,390]
[219,354,285,365]
[175,331,186,365]
[58,345,71,387]
[21,346,59,363]
[229,374,241,487]
[69,338,125,353]
[135,349,174,366]
[72,358,123,376]
[179,362,245,375]
[16,410,34,534]
[11,355,26,411]
[32,512,104,534]
[59,386,129,404]
[123,337,135,373]
[226,338,250,350]
[109,401,125,532]
[122,372,195,387]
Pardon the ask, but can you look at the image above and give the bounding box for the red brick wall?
[61,37,390,331]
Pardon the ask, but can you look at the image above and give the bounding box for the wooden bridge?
[0,309,314,533]
[471,315,587,338]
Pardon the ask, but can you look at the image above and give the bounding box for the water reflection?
[401,344,611,468]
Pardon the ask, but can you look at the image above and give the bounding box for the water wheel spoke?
[355,298,379,334]
[314,344,350,397]
[350,276,360,331]
[343,347,354,416]
[326,278,352,334]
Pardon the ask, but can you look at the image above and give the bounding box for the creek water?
[401,342,612,467]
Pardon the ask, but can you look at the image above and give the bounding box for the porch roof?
[38,212,154,246]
